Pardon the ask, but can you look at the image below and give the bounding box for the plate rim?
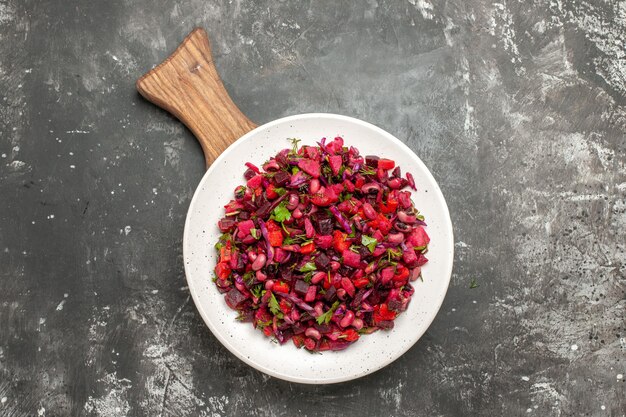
[183,113,454,384]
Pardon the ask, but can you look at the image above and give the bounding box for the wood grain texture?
[136,28,257,167]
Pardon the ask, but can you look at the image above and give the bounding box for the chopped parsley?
[316,301,340,325]
[271,202,292,223]
[269,293,283,318]
[361,235,378,253]
[299,262,317,273]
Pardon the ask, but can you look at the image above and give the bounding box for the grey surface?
[0,0,624,416]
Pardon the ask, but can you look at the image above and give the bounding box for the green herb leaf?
[315,301,340,325]
[469,279,479,289]
[299,262,317,273]
[271,202,292,223]
[250,284,263,299]
[288,138,301,154]
[256,319,271,328]
[386,247,402,262]
[250,228,259,239]
[269,293,282,317]
[214,233,232,250]
[360,166,377,176]
[339,192,353,202]
[291,166,300,174]
[361,235,378,253]
[274,187,287,196]
[243,272,255,286]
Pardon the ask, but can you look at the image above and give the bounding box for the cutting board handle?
[136,28,258,168]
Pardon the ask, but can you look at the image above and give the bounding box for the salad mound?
[213,137,430,352]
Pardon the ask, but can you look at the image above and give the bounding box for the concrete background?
[0,0,624,416]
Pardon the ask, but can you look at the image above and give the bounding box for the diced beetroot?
[289,170,308,187]
[247,174,263,189]
[304,146,320,160]
[380,267,395,285]
[331,183,344,195]
[372,246,386,257]
[314,252,330,270]
[237,219,255,236]
[311,212,333,235]
[409,266,422,281]
[311,186,338,206]
[402,246,418,266]
[407,226,430,248]
[274,247,290,263]
[314,234,333,249]
[329,155,342,176]
[304,285,317,302]
[337,200,353,214]
[218,217,236,232]
[225,288,247,309]
[224,200,244,213]
[365,155,379,167]
[342,250,362,268]
[326,137,344,154]
[294,280,310,295]
[273,170,290,186]
[297,159,321,178]
[337,198,361,216]
[323,285,337,302]
[240,234,256,245]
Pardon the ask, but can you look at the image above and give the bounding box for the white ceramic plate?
[183,113,453,384]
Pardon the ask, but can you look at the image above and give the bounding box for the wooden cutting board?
[136,28,258,168]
